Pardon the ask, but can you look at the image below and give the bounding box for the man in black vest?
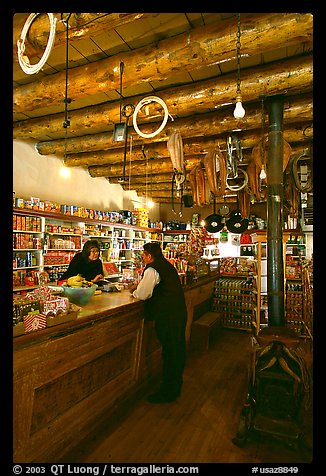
[130,242,187,403]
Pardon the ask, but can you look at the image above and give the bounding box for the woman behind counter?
[59,239,107,284]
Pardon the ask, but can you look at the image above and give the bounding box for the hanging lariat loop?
[17,13,57,75]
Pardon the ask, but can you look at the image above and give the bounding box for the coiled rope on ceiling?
[132,96,173,139]
[17,13,57,75]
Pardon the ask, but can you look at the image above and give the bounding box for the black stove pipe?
[266,95,285,327]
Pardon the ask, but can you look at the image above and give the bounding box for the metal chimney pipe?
[266,94,285,327]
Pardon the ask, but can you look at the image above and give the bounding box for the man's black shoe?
[147,392,177,404]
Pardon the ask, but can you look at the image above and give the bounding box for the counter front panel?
[13,276,217,462]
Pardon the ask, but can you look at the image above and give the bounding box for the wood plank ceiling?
[13,12,313,205]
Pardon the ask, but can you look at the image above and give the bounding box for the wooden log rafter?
[13,13,312,114]
[106,142,310,187]
[34,95,312,158]
[87,127,312,179]
[13,13,158,61]
[142,194,238,204]
[13,12,313,204]
[13,55,312,141]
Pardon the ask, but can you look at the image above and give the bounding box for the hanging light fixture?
[113,61,126,142]
[259,97,267,181]
[61,14,72,179]
[233,13,246,119]
[260,165,267,180]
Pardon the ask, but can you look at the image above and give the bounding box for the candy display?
[24,312,47,333]
[184,226,210,257]
[13,286,77,336]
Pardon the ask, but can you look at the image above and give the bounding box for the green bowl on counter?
[62,284,98,305]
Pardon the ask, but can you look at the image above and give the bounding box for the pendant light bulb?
[147,199,155,209]
[233,95,245,119]
[259,167,267,180]
[60,165,70,178]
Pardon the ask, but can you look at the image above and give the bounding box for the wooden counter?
[13,275,217,462]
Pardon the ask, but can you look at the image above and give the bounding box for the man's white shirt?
[132,267,160,300]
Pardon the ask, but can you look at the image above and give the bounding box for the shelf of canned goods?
[212,275,258,332]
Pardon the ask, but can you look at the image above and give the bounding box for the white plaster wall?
[13,139,160,220]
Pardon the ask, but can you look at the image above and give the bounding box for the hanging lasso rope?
[132,96,173,138]
[17,13,57,75]
[226,168,248,191]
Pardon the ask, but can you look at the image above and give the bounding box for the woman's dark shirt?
[60,252,103,281]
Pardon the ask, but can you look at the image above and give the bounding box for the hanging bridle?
[225,133,248,192]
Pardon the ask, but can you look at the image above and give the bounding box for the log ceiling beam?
[13,13,158,61]
[35,94,312,157]
[105,142,309,187]
[108,174,174,185]
[64,132,310,169]
[135,191,238,203]
[13,56,312,140]
[87,127,312,179]
[125,183,175,192]
[13,13,312,114]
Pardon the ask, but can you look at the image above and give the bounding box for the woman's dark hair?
[143,241,163,259]
[82,239,100,258]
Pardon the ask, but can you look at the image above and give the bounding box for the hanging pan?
[204,197,224,233]
[226,194,249,234]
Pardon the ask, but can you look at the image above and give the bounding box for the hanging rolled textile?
[252,135,292,174]
[188,164,211,208]
[203,146,228,198]
[195,165,206,207]
[167,132,186,191]
[168,132,187,214]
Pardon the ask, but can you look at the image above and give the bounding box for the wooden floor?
[61,328,313,464]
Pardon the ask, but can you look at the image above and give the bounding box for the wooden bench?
[190,311,221,351]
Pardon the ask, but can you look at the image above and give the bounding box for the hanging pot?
[204,198,224,233]
[226,210,249,234]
